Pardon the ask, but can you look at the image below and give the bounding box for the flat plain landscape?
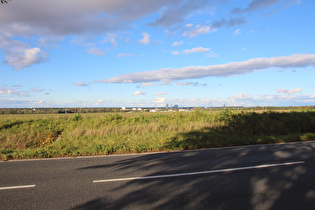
[1,107,315,160]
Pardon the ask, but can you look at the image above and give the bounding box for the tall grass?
[1,109,314,160]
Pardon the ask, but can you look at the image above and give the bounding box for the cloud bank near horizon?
[102,54,315,84]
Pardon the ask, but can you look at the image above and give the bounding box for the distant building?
[173,104,179,109]
[166,103,169,109]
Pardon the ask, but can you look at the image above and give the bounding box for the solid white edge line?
[93,161,305,183]
[0,185,36,190]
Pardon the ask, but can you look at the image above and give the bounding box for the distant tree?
[1,0,11,3]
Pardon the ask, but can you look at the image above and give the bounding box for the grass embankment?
[1,109,315,160]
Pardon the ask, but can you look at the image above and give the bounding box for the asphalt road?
[1,141,315,210]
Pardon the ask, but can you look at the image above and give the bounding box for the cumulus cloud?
[0,35,46,69]
[6,47,46,70]
[212,17,248,29]
[230,93,252,100]
[184,47,211,54]
[74,82,89,87]
[155,92,167,96]
[172,47,214,56]
[141,82,152,86]
[183,24,215,38]
[172,51,180,55]
[86,47,106,56]
[94,99,104,106]
[117,53,134,58]
[172,41,183,46]
[133,91,146,96]
[104,54,315,83]
[138,32,150,45]
[232,0,280,14]
[276,88,302,94]
[155,97,165,104]
[101,33,121,47]
[0,87,26,96]
[174,82,199,86]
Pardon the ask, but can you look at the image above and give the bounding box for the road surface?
[1,141,315,209]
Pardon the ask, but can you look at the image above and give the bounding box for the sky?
[0,0,315,108]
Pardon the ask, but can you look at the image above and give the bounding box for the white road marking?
[93,161,305,183]
[0,185,36,190]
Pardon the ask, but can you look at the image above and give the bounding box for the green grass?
[1,109,315,160]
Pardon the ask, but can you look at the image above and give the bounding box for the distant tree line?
[0,107,126,115]
[0,106,314,115]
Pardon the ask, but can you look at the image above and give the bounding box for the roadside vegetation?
[1,108,315,160]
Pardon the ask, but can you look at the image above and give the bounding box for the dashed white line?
[0,185,36,191]
[93,161,305,183]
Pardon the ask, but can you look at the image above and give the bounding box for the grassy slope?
[1,109,315,160]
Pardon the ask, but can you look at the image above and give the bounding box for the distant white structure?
[121,107,126,110]
[179,109,188,112]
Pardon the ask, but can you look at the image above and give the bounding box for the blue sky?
[1,0,314,108]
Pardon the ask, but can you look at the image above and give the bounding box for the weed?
[0,110,314,160]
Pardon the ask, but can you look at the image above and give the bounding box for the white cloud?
[101,33,120,47]
[33,100,45,105]
[233,29,241,36]
[230,93,251,100]
[172,41,183,46]
[155,97,165,104]
[6,47,46,70]
[104,54,315,83]
[183,24,215,38]
[133,91,146,96]
[31,88,43,92]
[276,88,302,94]
[174,82,198,86]
[94,99,104,106]
[206,51,219,58]
[155,92,167,96]
[172,47,216,56]
[141,82,152,86]
[184,47,211,54]
[172,51,180,55]
[139,32,150,45]
[1,34,46,69]
[0,87,26,96]
[86,47,106,56]
[74,82,88,87]
[117,53,134,58]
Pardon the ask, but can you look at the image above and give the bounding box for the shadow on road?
[73,141,315,209]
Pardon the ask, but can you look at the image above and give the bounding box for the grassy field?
[1,108,315,160]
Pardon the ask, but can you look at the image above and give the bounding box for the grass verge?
[1,109,315,160]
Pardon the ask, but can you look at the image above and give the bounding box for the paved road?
[1,141,315,209]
